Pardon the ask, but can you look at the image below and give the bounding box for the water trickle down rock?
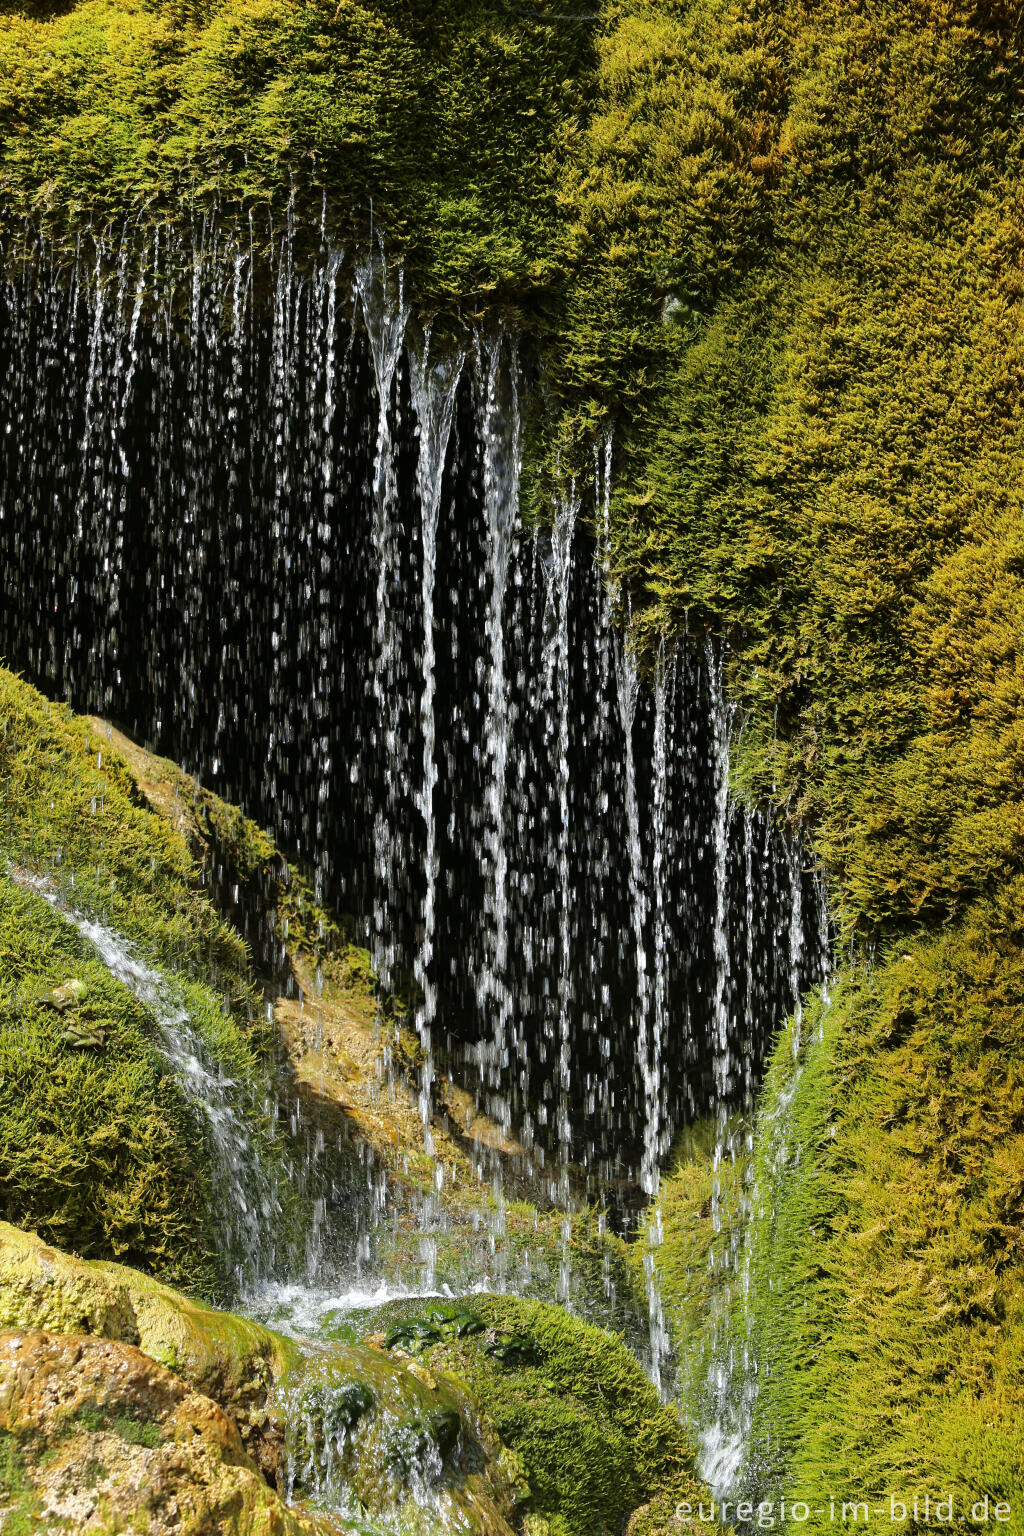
[13,874,284,1292]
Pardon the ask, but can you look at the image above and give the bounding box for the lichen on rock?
[0,1328,336,1536]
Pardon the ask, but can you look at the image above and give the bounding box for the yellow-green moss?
[0,668,251,1002]
[0,878,222,1291]
[554,0,1024,950]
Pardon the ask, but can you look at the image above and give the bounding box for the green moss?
[378,1293,712,1536]
[74,1401,163,1447]
[0,877,222,1291]
[0,668,307,1293]
[0,1428,41,1533]
[0,1429,29,1499]
[0,0,596,307]
[552,0,1024,951]
[560,14,1024,1506]
[650,899,1024,1528]
[739,907,1024,1527]
[0,668,252,1002]
[630,1118,749,1420]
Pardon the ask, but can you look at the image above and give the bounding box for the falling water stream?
[10,872,286,1289]
[0,222,830,1517]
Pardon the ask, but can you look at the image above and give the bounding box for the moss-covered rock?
[0,1223,534,1535]
[0,0,595,307]
[0,1222,295,1473]
[0,872,267,1294]
[740,915,1024,1528]
[357,1293,717,1536]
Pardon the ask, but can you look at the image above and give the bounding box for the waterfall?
[615,627,650,1174]
[708,640,736,1173]
[356,245,410,999]
[0,222,828,1274]
[409,330,464,1156]
[475,333,521,1134]
[548,486,578,1206]
[642,648,672,1391]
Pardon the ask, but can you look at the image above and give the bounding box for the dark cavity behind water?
[0,224,828,1219]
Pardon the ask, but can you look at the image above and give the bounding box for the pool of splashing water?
[245,1280,448,1340]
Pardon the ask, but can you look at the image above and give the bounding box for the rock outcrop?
[0,1329,336,1535]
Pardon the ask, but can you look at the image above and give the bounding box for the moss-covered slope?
[0,878,223,1293]
[0,667,294,1292]
[647,902,1024,1524]
[741,914,1024,1524]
